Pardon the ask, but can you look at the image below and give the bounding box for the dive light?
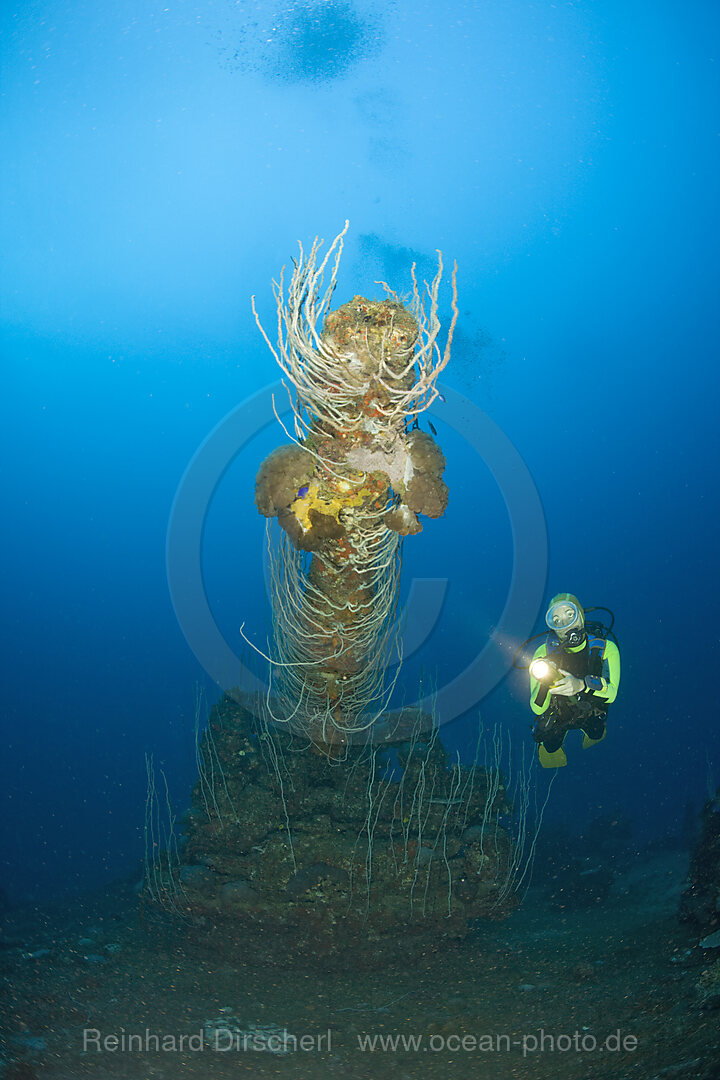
[529,657,561,685]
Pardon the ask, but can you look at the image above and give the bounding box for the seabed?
[2,846,719,1079]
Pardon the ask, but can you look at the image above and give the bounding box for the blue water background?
[2,0,719,902]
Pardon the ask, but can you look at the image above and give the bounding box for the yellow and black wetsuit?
[529,633,621,768]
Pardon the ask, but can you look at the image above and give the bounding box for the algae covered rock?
[142,694,523,964]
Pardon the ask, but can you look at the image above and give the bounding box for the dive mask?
[545,598,585,647]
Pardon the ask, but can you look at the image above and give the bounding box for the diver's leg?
[580,714,607,750]
[534,722,568,768]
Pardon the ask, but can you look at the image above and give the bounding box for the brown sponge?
[255,445,316,517]
[403,430,449,518]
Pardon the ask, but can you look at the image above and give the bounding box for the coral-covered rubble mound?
[145,695,521,963]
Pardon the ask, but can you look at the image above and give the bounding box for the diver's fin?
[538,745,567,769]
[581,729,607,750]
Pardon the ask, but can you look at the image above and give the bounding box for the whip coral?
[252,223,457,756]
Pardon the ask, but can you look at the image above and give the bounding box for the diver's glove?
[549,670,585,697]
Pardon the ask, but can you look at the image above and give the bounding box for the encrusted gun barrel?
[253,225,457,756]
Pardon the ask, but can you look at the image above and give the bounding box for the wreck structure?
[145,693,528,963]
[144,228,539,959]
[252,223,456,755]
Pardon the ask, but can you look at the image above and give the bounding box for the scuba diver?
[527,593,621,768]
